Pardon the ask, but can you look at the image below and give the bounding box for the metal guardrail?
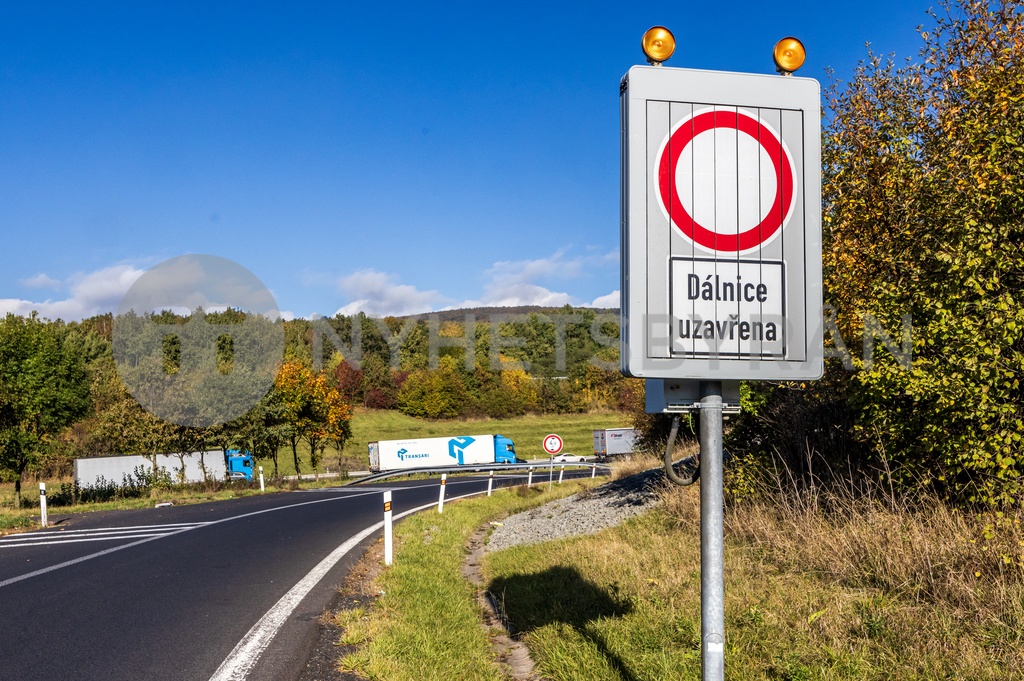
[346,461,612,486]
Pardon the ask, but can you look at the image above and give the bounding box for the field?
[252,408,630,477]
[346,409,630,466]
[0,409,631,529]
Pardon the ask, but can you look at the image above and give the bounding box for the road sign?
[542,434,563,456]
[656,108,795,253]
[620,65,823,380]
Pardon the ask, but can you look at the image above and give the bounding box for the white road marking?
[0,491,379,589]
[2,533,172,547]
[18,522,207,535]
[208,489,489,681]
[0,523,209,547]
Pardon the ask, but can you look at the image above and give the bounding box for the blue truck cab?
[494,435,518,464]
[225,449,255,481]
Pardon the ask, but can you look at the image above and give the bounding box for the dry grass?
[478,468,1024,679]
[656,478,1024,676]
[725,493,1024,610]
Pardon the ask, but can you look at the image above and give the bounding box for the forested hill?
[394,305,618,323]
[0,306,636,477]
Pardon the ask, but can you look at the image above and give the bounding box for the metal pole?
[548,455,553,491]
[487,470,494,497]
[383,491,393,565]
[699,380,725,681]
[39,483,48,528]
[437,473,447,513]
[258,466,265,493]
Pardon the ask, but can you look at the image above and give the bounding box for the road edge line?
[208,490,486,681]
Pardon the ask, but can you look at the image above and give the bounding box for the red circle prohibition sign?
[542,434,563,455]
[657,109,795,252]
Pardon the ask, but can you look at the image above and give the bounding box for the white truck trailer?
[74,450,254,487]
[592,428,638,459]
[368,434,517,473]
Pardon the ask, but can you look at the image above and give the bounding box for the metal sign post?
[621,29,822,681]
[698,382,724,679]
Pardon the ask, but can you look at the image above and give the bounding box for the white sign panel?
[620,65,823,380]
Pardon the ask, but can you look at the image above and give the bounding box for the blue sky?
[1,1,933,320]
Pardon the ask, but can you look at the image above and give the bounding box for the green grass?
[336,479,598,681]
[253,409,628,477]
[0,477,345,535]
[345,409,629,465]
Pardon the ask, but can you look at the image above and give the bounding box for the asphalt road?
[0,467,603,681]
[0,473,541,681]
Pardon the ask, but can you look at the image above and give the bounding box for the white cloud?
[456,284,573,309]
[589,290,620,308]
[329,247,618,316]
[334,269,449,316]
[485,249,583,287]
[453,248,617,309]
[20,273,62,290]
[0,264,145,321]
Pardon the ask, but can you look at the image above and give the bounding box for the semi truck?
[74,449,255,487]
[592,428,637,459]
[368,434,518,473]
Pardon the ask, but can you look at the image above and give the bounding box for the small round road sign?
[656,108,796,253]
[542,434,564,456]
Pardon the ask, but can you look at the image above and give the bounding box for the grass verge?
[334,479,599,680]
[483,480,1024,680]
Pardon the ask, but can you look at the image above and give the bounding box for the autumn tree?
[360,354,399,409]
[735,0,1024,506]
[276,360,352,477]
[397,356,468,418]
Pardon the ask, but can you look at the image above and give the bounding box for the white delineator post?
[258,466,265,492]
[383,491,393,566]
[591,464,597,479]
[437,474,447,513]
[527,467,534,487]
[558,465,565,484]
[487,471,494,497]
[39,483,48,528]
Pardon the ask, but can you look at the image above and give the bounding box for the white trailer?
[368,434,517,472]
[592,428,638,459]
[74,451,229,487]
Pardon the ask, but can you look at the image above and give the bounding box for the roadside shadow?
[487,565,639,681]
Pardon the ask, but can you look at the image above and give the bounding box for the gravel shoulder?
[486,467,665,553]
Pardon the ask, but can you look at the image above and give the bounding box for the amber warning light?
[773,36,806,75]
[641,26,675,65]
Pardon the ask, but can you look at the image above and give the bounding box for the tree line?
[0,306,634,505]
